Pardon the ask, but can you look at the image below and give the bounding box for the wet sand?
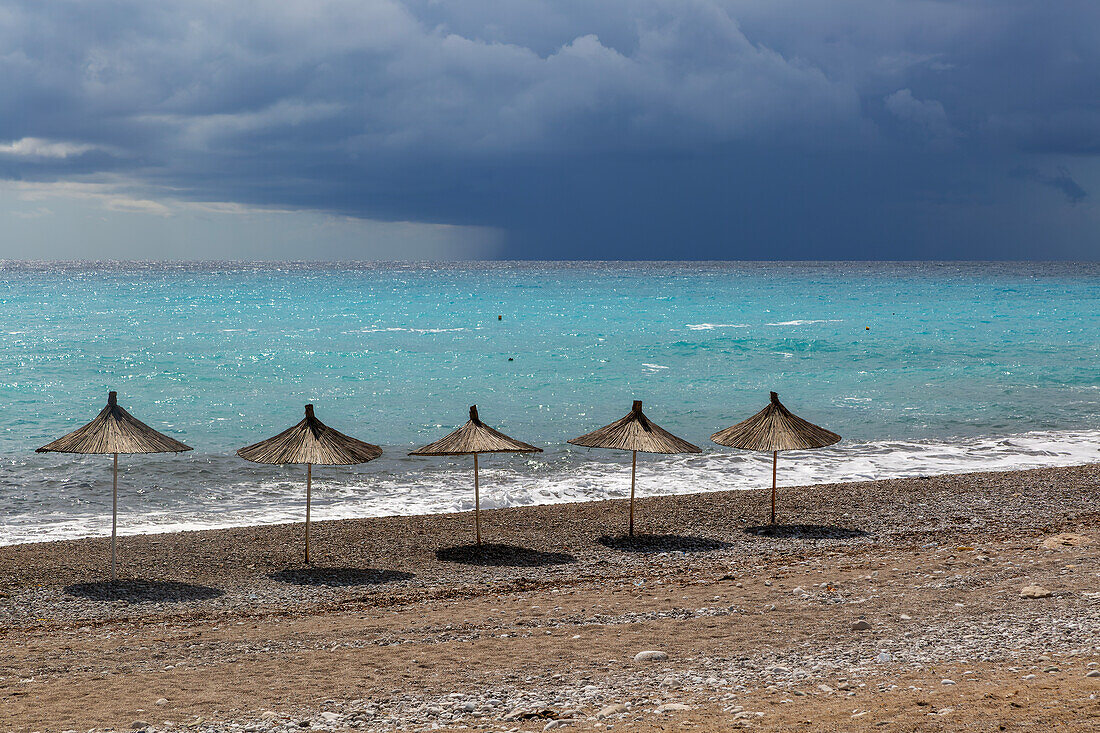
[2,464,1099,731]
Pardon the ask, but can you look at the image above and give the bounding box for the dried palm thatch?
[36,391,192,581]
[710,392,841,452]
[711,392,841,525]
[569,400,702,454]
[568,400,701,536]
[410,405,540,456]
[237,404,383,466]
[410,406,541,545]
[237,404,382,563]
[37,391,192,455]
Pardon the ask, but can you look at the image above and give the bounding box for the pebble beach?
[2,464,1100,731]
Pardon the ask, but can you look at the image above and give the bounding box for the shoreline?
[0,460,1093,548]
[4,441,1099,548]
[2,463,1097,591]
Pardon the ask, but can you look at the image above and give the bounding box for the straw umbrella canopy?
[237,404,382,563]
[568,400,701,536]
[409,405,541,546]
[711,391,841,525]
[36,390,192,581]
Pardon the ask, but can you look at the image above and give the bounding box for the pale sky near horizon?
[0,1,1097,260]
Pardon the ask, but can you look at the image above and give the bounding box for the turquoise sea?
[1,261,1098,545]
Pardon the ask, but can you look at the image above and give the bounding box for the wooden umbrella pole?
[771,450,778,525]
[305,463,312,564]
[473,453,481,546]
[629,450,637,537]
[111,453,118,582]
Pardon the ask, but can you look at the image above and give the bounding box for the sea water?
[0,261,1097,545]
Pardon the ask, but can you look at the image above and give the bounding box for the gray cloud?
[0,0,1097,258]
[1010,166,1088,205]
[884,89,957,145]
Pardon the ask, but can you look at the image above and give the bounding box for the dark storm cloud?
[1010,166,1088,205]
[0,0,1097,258]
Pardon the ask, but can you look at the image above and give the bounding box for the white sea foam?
[356,326,470,334]
[765,319,844,326]
[2,428,1097,546]
[685,323,750,330]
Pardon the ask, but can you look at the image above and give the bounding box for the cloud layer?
[0,0,1097,258]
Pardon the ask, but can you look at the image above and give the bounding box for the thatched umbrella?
[568,400,701,536]
[711,391,841,525]
[36,391,192,581]
[237,404,382,563]
[410,405,541,546]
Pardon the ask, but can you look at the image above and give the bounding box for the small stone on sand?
[1020,585,1052,598]
[597,703,628,718]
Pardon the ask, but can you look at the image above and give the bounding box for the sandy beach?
[2,464,1100,732]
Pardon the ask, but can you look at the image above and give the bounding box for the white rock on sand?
[1020,585,1053,598]
[597,703,629,719]
[633,650,669,663]
[1041,533,1092,550]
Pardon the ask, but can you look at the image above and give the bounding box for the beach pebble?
[131,722,151,731]
[320,711,341,722]
[1041,533,1091,549]
[1020,585,1052,598]
[655,703,692,713]
[850,620,872,631]
[771,666,791,675]
[633,650,668,663]
[876,652,892,663]
[544,720,574,730]
[154,698,168,706]
[1086,670,1100,678]
[597,703,629,719]
[941,679,956,685]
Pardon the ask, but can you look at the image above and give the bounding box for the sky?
[0,0,1097,260]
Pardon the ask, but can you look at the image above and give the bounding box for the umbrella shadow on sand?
[597,534,732,553]
[743,524,867,539]
[436,543,576,567]
[65,579,223,603]
[269,568,414,587]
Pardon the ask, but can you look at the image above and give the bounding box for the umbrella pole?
[305,463,312,564]
[770,450,777,526]
[629,450,637,537]
[111,453,118,582]
[473,453,481,546]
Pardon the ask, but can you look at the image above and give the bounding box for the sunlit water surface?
[1,261,1097,545]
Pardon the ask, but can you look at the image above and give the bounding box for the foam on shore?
[3,428,1097,546]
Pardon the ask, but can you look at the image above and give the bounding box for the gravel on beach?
[2,464,1100,732]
